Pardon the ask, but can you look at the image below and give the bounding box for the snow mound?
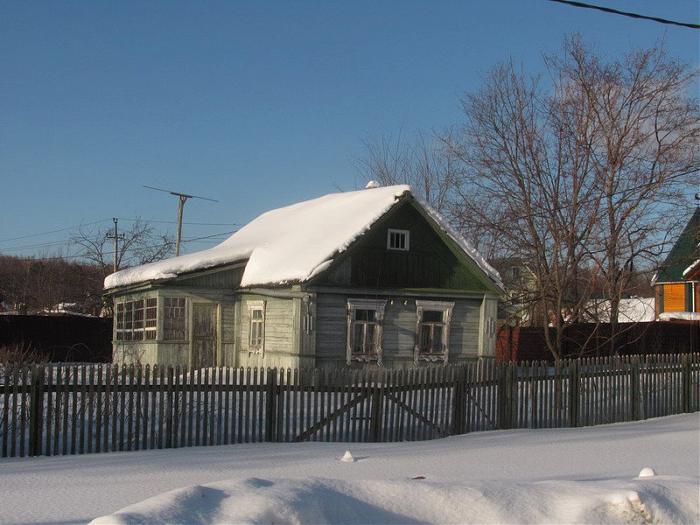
[103,185,502,291]
[340,450,355,463]
[638,467,656,478]
[91,475,698,525]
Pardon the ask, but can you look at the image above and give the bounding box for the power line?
[117,217,237,226]
[546,0,700,29]
[0,219,112,244]
[0,231,236,263]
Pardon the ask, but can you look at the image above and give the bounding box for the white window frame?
[415,300,454,364]
[163,297,188,342]
[387,228,410,251]
[247,300,266,354]
[346,299,387,365]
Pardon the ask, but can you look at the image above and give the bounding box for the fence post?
[29,366,45,457]
[369,370,384,442]
[264,368,277,442]
[681,354,691,413]
[630,356,641,421]
[568,360,579,428]
[451,365,465,435]
[497,363,509,430]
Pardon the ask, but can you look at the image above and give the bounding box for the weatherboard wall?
[313,292,489,369]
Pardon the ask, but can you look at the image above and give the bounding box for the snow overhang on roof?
[104,184,503,291]
[683,258,700,279]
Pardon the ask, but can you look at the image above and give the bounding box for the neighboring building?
[653,208,699,320]
[581,297,656,323]
[104,184,503,369]
[489,257,539,325]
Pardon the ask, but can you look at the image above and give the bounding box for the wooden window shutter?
[664,284,686,312]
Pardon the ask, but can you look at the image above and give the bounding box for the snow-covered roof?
[104,185,502,291]
[682,257,700,278]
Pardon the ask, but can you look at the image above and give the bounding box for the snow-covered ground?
[1,415,698,524]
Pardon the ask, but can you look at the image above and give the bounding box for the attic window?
[387,229,410,251]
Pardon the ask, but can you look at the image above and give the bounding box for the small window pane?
[423,310,443,323]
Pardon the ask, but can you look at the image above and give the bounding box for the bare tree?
[357,130,504,259]
[358,131,460,211]
[556,38,699,335]
[446,58,603,359]
[447,36,698,358]
[72,219,175,279]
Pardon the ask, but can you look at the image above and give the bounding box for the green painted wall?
[315,200,495,292]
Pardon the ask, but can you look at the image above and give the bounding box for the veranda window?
[346,299,386,364]
[415,300,454,363]
[116,298,156,341]
[163,297,187,341]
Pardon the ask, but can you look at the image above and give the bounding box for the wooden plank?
[166,366,174,449]
[159,365,167,449]
[53,365,63,456]
[187,366,194,447]
[1,366,9,457]
[237,368,245,443]
[245,368,252,443]
[142,365,151,449]
[257,368,264,443]
[44,365,54,456]
[87,366,94,454]
[133,365,142,451]
[150,365,158,449]
[61,366,71,456]
[126,365,134,452]
[102,365,110,453]
[250,367,262,443]
[179,366,187,448]
[118,365,127,452]
[223,367,230,445]
[194,368,202,446]
[215,367,223,445]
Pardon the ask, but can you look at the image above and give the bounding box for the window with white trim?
[248,301,265,352]
[387,229,410,251]
[163,297,187,341]
[115,298,157,341]
[415,300,454,362]
[347,299,386,363]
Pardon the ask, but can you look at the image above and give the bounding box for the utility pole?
[143,186,218,256]
[175,194,188,256]
[105,218,125,273]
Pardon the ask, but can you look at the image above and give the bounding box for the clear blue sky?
[1,0,698,258]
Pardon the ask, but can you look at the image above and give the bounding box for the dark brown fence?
[497,321,700,361]
[0,315,113,362]
[1,353,698,458]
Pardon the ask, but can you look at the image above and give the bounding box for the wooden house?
[104,184,503,369]
[653,207,699,320]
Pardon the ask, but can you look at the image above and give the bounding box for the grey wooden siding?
[315,293,346,367]
[314,293,484,368]
[449,299,482,360]
[235,293,303,368]
[382,302,418,366]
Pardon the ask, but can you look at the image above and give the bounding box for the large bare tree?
[449,37,698,357]
[359,36,698,359]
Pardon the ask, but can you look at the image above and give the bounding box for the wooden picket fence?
[1,353,698,458]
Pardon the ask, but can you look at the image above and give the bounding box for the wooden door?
[192,303,217,368]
